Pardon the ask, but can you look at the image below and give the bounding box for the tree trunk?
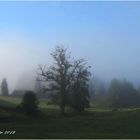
[60,87,66,115]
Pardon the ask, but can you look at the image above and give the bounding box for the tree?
[37,46,91,114]
[1,78,9,96]
[19,91,39,116]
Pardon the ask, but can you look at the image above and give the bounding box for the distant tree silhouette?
[1,78,9,96]
[109,79,140,108]
[37,46,91,114]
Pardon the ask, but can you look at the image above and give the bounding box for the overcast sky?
[0,1,140,91]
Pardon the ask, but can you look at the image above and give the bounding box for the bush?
[17,91,39,116]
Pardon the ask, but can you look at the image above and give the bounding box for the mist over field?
[1,2,140,139]
[0,1,140,92]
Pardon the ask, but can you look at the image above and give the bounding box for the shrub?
[18,91,39,116]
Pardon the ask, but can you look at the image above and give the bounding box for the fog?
[0,1,140,93]
[0,28,53,92]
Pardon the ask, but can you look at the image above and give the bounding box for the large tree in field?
[37,46,91,114]
[1,78,9,96]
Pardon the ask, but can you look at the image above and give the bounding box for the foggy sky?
[0,1,140,92]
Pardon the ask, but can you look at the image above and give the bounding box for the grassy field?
[0,96,140,138]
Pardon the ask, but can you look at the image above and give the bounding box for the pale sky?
[0,1,140,92]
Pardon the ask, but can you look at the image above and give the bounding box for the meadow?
[0,96,140,138]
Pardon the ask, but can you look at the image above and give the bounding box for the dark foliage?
[67,60,91,112]
[17,91,39,116]
[109,79,140,108]
[68,86,90,112]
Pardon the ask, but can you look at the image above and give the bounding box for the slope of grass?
[0,96,21,109]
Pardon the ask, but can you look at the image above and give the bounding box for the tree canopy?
[37,46,91,114]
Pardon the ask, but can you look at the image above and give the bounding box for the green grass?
[1,110,140,138]
[0,95,21,103]
[0,95,21,108]
[1,95,140,138]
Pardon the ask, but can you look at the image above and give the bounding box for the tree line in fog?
[1,46,140,115]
